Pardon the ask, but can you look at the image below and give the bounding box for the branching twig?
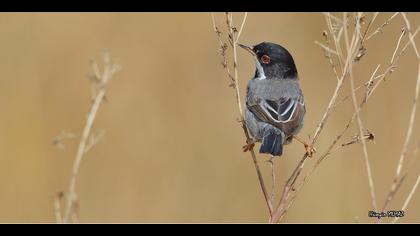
[271,13,417,223]
[62,54,121,223]
[84,130,106,154]
[366,12,399,41]
[270,12,358,223]
[392,175,420,223]
[348,12,378,211]
[378,14,420,223]
[213,12,420,223]
[211,12,274,216]
[341,130,375,147]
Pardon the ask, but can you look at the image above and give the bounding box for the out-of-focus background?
[0,13,419,223]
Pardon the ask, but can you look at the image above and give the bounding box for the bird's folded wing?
[248,95,305,132]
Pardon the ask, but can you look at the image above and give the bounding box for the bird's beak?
[238,43,256,56]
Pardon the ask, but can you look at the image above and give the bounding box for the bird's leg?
[242,138,256,152]
[293,135,316,157]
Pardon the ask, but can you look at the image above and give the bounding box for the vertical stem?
[216,12,273,216]
[347,12,377,211]
[63,86,108,222]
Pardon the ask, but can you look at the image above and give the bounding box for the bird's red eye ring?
[261,55,271,64]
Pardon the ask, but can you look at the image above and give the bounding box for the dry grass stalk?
[211,12,274,216]
[347,12,378,211]
[213,12,420,223]
[366,12,399,41]
[392,175,420,223]
[380,13,420,223]
[53,192,64,223]
[279,13,420,223]
[270,12,368,223]
[58,53,121,223]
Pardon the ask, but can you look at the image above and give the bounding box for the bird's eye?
[261,55,271,64]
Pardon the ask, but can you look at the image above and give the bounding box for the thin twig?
[227,12,273,215]
[380,14,420,218]
[235,12,248,43]
[211,13,234,85]
[315,41,339,55]
[212,12,274,216]
[390,28,407,64]
[84,130,106,154]
[392,175,420,223]
[273,13,416,221]
[226,12,243,117]
[321,30,341,81]
[402,13,420,58]
[322,12,343,24]
[366,12,399,41]
[268,157,276,204]
[270,12,357,223]
[341,130,375,147]
[326,13,345,72]
[62,54,120,222]
[53,192,64,223]
[287,23,415,218]
[360,12,378,43]
[348,12,378,211]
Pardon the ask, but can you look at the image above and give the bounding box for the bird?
[238,42,313,157]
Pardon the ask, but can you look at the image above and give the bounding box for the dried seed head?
[359,15,366,25]
[322,30,329,41]
[355,46,367,62]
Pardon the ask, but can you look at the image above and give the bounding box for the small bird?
[239,42,312,157]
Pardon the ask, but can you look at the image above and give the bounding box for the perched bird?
[239,42,312,157]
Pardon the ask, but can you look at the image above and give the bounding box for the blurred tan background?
[0,12,419,223]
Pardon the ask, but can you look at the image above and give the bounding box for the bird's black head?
[239,42,298,80]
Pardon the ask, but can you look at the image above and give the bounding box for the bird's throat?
[255,60,266,80]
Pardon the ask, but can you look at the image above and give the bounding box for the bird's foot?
[293,135,316,157]
[242,140,255,152]
[304,143,316,158]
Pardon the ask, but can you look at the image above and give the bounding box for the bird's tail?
[259,128,283,156]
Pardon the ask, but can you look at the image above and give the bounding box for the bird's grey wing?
[248,94,305,135]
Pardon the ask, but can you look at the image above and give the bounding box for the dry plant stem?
[227,13,244,116]
[268,157,276,204]
[392,174,420,223]
[322,12,343,24]
[252,152,274,214]
[53,194,63,223]
[307,28,412,183]
[63,55,120,222]
[315,41,339,55]
[380,14,420,219]
[347,12,378,211]
[337,64,379,108]
[270,13,354,223]
[381,65,420,214]
[288,21,415,217]
[228,12,273,215]
[349,62,378,211]
[63,83,106,222]
[366,12,399,41]
[273,13,413,221]
[391,28,407,64]
[360,12,378,42]
[211,12,273,215]
[84,130,106,154]
[326,13,345,73]
[310,15,355,147]
[330,21,411,176]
